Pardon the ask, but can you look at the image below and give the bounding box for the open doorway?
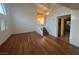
[58,17,62,37]
[57,15,71,43]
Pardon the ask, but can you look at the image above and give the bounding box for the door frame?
[56,14,71,37]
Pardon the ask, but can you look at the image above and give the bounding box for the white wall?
[0,4,12,45]
[8,3,79,47]
[70,10,79,47]
[35,19,43,36]
[45,4,79,47]
[46,4,71,37]
[0,4,43,45]
[1,3,79,47]
[9,4,42,35]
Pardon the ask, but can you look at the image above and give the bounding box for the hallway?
[0,32,79,55]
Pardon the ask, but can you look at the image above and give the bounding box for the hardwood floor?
[0,32,79,55]
[59,34,69,43]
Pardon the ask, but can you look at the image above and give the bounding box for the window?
[0,4,6,32]
[0,4,6,15]
[0,19,6,32]
[0,4,7,32]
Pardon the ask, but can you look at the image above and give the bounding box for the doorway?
[58,17,62,37]
[57,15,71,43]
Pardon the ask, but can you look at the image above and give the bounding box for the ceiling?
[36,3,79,16]
[35,3,52,16]
[60,3,79,9]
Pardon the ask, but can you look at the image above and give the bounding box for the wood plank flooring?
[0,32,79,55]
